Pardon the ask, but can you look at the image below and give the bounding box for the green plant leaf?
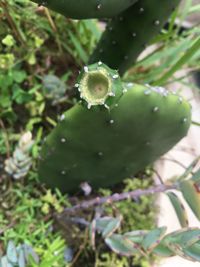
[105,234,138,256]
[166,192,188,227]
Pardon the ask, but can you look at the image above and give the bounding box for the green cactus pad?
[31,0,137,19]
[76,62,123,110]
[89,0,181,74]
[39,84,191,193]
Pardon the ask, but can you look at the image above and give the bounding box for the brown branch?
[57,183,177,218]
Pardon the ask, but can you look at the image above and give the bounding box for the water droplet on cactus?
[61,170,66,175]
[110,119,114,124]
[132,32,137,37]
[61,138,66,143]
[119,16,124,21]
[112,40,117,45]
[182,118,187,123]
[98,61,102,66]
[87,103,91,109]
[123,88,128,93]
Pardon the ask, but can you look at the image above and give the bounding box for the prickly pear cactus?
[89,0,181,74]
[31,0,137,19]
[38,65,191,193]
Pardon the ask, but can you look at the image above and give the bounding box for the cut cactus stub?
[38,81,191,193]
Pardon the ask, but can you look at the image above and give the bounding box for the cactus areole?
[39,65,191,193]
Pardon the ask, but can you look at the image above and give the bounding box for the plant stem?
[58,183,177,216]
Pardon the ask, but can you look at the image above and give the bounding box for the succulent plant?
[89,0,181,75]
[4,132,34,179]
[89,216,200,262]
[0,241,39,267]
[30,0,138,19]
[38,64,191,193]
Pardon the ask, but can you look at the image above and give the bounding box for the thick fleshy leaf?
[95,217,115,232]
[180,180,200,220]
[6,241,18,264]
[124,230,147,244]
[102,217,122,238]
[191,168,200,183]
[153,242,174,257]
[166,192,189,227]
[141,227,167,251]
[105,234,138,256]
[183,243,200,262]
[18,248,25,267]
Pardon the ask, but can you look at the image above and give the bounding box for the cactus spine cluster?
[38,64,191,193]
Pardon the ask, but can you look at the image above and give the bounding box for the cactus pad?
[39,82,191,193]
[31,0,137,19]
[89,0,181,74]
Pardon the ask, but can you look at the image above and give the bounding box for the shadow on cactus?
[38,63,191,193]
